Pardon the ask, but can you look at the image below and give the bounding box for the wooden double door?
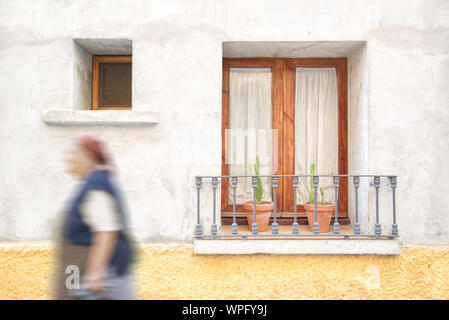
[221,58,348,224]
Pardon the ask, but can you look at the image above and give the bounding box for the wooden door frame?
[221,58,284,217]
[221,57,348,221]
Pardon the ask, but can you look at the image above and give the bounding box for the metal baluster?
[231,176,238,235]
[292,176,299,234]
[353,176,361,234]
[374,176,381,236]
[272,176,279,234]
[333,176,340,234]
[313,176,320,234]
[211,177,218,236]
[195,177,202,236]
[251,176,258,235]
[391,176,398,236]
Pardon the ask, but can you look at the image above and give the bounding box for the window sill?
[193,239,401,255]
[41,109,159,126]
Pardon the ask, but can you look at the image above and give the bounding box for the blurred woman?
[53,135,135,299]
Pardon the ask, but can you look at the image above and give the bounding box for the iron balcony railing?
[194,174,398,239]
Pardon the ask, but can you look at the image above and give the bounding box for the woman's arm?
[84,231,118,291]
[80,190,123,291]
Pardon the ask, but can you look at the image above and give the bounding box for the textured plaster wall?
[347,44,370,233]
[0,0,449,245]
[73,41,92,110]
[0,243,448,300]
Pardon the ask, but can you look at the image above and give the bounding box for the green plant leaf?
[309,163,316,204]
[309,189,315,204]
[310,163,315,175]
[254,155,260,175]
[254,155,263,202]
[320,187,325,204]
[256,176,263,202]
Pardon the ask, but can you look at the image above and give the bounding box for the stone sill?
[193,239,401,255]
[41,109,159,126]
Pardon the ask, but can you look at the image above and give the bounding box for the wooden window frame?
[221,57,348,223]
[92,55,132,110]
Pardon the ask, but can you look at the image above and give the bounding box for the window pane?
[98,62,132,108]
[228,67,273,205]
[294,67,338,204]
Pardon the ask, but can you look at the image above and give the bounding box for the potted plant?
[242,156,274,232]
[303,163,334,233]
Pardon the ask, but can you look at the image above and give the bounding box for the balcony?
[193,174,400,255]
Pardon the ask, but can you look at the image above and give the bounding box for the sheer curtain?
[295,68,338,204]
[228,68,273,204]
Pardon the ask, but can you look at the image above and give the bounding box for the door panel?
[294,67,338,207]
[221,59,284,216]
[228,67,273,205]
[282,58,348,217]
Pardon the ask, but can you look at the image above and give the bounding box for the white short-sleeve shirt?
[79,190,123,232]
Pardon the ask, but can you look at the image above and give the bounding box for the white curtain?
[295,68,338,204]
[228,68,273,204]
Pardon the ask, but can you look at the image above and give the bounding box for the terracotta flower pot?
[303,202,335,233]
[243,200,274,232]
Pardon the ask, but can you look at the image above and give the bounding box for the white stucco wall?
[347,43,370,235]
[0,0,448,245]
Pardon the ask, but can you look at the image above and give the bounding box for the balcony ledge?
[41,109,159,126]
[193,239,401,255]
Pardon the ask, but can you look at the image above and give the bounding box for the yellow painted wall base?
[0,243,448,300]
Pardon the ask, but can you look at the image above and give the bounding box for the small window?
[92,56,132,110]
